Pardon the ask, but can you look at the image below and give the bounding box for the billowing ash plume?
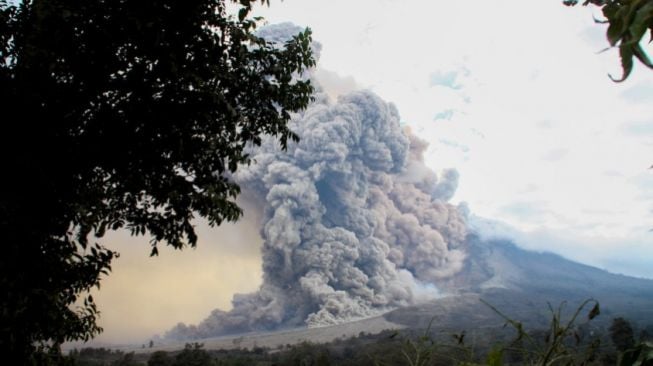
[165,24,467,340]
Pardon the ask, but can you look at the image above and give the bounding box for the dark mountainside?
[385,234,653,333]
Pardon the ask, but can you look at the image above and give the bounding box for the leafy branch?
[564,0,653,81]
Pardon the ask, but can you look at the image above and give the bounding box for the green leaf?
[610,44,635,82]
[603,3,620,19]
[238,7,248,22]
[588,302,600,320]
[633,43,653,69]
[628,2,653,44]
[607,16,625,46]
[620,347,643,366]
[640,342,653,362]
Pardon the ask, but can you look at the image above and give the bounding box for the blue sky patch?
[434,109,454,121]
[429,70,461,90]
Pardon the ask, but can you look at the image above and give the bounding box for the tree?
[0,0,315,363]
[116,352,140,366]
[563,0,653,81]
[148,351,173,366]
[173,343,212,366]
[610,317,636,352]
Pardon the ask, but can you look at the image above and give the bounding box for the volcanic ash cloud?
[165,87,468,339]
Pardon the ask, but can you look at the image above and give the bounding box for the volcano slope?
[384,234,653,335]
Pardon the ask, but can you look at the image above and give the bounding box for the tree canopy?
[564,0,653,81]
[0,0,315,363]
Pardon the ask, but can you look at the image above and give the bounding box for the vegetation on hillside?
[66,300,653,366]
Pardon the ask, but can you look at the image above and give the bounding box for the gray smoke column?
[165,24,467,340]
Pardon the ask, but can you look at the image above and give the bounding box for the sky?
[90,0,653,344]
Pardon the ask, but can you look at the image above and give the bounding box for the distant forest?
[65,313,653,366]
